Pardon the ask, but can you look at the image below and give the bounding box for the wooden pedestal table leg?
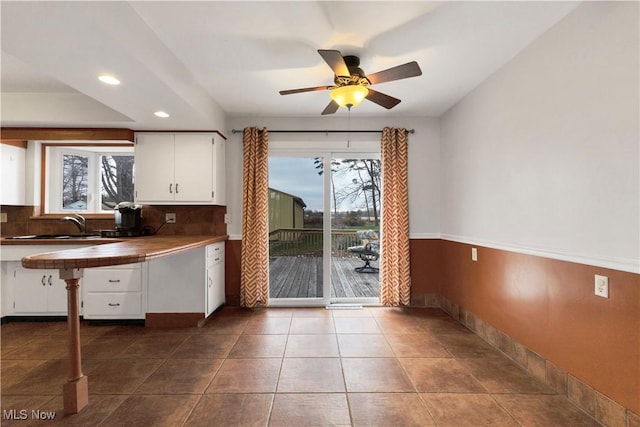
[59,268,88,415]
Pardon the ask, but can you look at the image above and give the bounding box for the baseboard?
[145,312,205,328]
[409,292,441,308]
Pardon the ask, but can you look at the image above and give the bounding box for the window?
[44,143,134,214]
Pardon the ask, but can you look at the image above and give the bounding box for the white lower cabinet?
[82,263,146,320]
[206,242,225,316]
[2,241,224,321]
[147,242,225,318]
[7,263,68,315]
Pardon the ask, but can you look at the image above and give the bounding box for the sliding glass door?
[268,156,325,304]
[268,152,380,306]
[330,157,381,305]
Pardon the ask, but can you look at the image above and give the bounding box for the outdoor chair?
[347,230,380,273]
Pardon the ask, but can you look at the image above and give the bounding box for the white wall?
[440,1,639,273]
[225,115,440,240]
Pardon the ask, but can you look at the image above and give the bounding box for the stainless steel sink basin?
[6,233,102,240]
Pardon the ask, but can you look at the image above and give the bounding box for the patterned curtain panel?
[240,127,269,307]
[380,127,411,306]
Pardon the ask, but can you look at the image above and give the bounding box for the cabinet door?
[206,268,215,316]
[174,134,214,202]
[212,261,225,310]
[12,268,48,313]
[46,273,68,313]
[134,133,175,202]
[211,135,225,205]
[1,142,26,205]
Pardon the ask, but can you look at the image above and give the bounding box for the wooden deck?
[269,256,379,299]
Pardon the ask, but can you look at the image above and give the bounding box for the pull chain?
[347,106,351,148]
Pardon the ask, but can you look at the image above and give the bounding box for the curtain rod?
[231,129,415,135]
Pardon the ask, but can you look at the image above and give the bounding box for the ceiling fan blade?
[321,100,339,115]
[366,61,422,85]
[279,86,333,95]
[318,49,350,76]
[366,89,401,109]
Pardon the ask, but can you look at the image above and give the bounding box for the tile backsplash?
[0,205,227,237]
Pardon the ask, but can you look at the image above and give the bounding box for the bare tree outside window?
[62,154,88,210]
[313,158,381,226]
[334,159,381,226]
[101,155,134,209]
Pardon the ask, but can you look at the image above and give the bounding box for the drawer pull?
[108,279,121,283]
[214,257,221,262]
[108,303,121,307]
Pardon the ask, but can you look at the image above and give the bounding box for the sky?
[269,157,324,210]
[268,156,378,212]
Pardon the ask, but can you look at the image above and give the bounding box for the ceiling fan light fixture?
[330,85,369,108]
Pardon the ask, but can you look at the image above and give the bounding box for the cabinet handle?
[214,257,220,262]
[108,279,121,283]
[169,183,173,194]
[208,277,212,287]
[175,183,179,194]
[48,275,53,286]
[108,303,121,307]
[41,275,46,286]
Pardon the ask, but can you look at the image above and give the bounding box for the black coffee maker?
[111,202,143,237]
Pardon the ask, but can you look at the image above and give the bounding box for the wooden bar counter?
[18,234,227,415]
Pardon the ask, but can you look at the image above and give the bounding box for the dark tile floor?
[1,307,601,426]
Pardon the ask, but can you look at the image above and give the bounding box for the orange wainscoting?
[438,240,639,415]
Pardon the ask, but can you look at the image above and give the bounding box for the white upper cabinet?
[134,132,225,205]
[1,142,26,206]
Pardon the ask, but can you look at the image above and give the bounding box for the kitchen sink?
[6,233,102,240]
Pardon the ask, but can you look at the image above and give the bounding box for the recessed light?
[98,74,120,85]
[154,111,170,118]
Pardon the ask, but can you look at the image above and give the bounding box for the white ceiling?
[1,1,580,130]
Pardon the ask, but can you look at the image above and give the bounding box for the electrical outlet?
[0,213,7,223]
[471,247,478,262]
[594,275,609,298]
[165,213,176,224]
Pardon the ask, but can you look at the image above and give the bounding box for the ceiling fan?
[279,49,422,115]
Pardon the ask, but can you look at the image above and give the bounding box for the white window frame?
[44,144,134,214]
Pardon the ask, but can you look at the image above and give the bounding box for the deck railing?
[269,228,374,257]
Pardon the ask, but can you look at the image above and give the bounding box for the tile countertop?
[12,235,228,270]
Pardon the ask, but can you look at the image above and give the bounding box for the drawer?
[83,269,141,292]
[206,242,225,258]
[84,293,142,316]
[207,243,225,267]
[207,252,224,267]
[90,263,141,270]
